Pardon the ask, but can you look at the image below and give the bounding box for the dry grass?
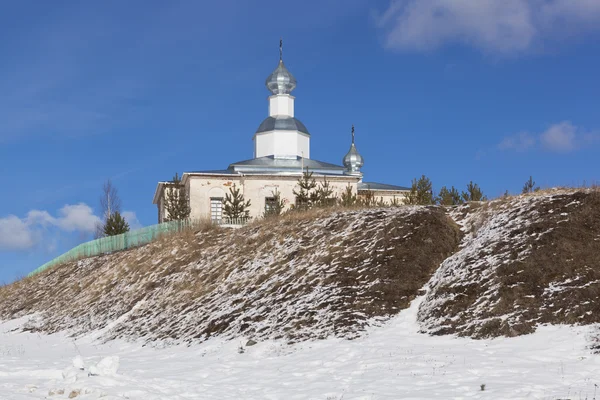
[0,206,461,344]
[420,189,600,338]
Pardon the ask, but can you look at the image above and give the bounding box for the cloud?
[0,216,36,251]
[54,204,101,233]
[539,121,577,152]
[498,132,537,152]
[0,203,100,252]
[499,121,598,153]
[122,211,143,231]
[376,0,600,54]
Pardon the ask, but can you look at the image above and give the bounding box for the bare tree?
[95,179,123,238]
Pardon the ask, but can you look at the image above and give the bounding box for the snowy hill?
[0,206,460,344]
[419,189,600,338]
[2,190,600,346]
[1,189,600,398]
[1,294,599,399]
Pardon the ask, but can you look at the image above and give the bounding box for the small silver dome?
[265,60,297,95]
[343,125,364,176]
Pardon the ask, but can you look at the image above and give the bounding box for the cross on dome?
[265,38,297,95]
[343,125,364,176]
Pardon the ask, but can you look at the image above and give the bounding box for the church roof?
[358,182,410,191]
[186,156,347,177]
[230,156,343,172]
[255,116,309,135]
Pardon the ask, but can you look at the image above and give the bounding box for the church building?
[153,44,408,223]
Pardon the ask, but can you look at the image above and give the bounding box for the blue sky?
[1,0,599,282]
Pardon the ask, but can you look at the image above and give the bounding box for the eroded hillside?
[2,189,599,344]
[419,189,600,338]
[0,207,460,344]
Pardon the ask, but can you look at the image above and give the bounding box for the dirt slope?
[0,207,460,344]
[418,189,600,338]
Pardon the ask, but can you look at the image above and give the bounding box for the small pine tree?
[437,186,463,206]
[404,175,434,205]
[461,181,487,202]
[103,212,130,236]
[340,184,357,207]
[263,189,286,218]
[223,184,251,219]
[359,189,376,207]
[315,176,336,207]
[389,196,402,207]
[164,173,191,221]
[293,168,318,210]
[522,176,540,194]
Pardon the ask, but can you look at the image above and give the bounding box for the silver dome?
[256,116,309,135]
[265,60,297,95]
[343,126,364,175]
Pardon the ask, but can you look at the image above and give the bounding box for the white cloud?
[499,121,597,153]
[122,211,143,231]
[55,204,101,233]
[0,203,101,252]
[377,0,600,54]
[498,132,537,152]
[539,121,577,152]
[0,216,36,251]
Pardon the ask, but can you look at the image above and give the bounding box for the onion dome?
[343,125,364,176]
[265,39,297,95]
[266,60,296,95]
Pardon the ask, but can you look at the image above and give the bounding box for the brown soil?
[0,206,461,344]
[420,190,600,338]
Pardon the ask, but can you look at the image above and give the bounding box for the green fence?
[27,219,193,277]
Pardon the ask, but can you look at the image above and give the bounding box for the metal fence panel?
[27,219,193,277]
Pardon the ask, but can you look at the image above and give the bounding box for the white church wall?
[268,95,294,117]
[359,190,408,206]
[185,174,360,221]
[254,130,310,159]
[254,133,275,158]
[296,134,310,159]
[188,177,239,222]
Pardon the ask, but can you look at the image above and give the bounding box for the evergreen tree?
[340,184,357,207]
[95,179,122,239]
[263,189,286,218]
[164,173,191,221]
[359,189,376,207]
[389,196,402,207]
[103,211,130,236]
[223,184,251,219]
[404,175,435,205]
[522,176,540,194]
[376,197,387,207]
[293,168,318,210]
[315,176,336,207]
[461,181,487,202]
[436,186,463,206]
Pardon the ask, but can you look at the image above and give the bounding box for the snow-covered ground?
[1,296,599,400]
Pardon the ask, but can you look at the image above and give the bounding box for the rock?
[68,389,80,398]
[72,355,85,370]
[88,356,120,377]
[245,339,257,347]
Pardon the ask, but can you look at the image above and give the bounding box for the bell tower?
[254,40,311,160]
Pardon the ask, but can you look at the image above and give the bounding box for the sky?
[1,0,599,282]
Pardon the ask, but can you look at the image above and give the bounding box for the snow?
[2,297,599,399]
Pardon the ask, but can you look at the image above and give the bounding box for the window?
[210,197,223,222]
[265,197,276,215]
